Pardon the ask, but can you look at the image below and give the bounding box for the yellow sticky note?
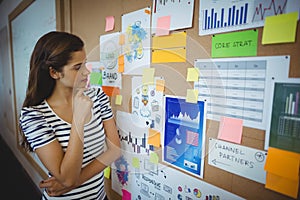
[149,152,159,164]
[103,166,111,179]
[262,11,298,44]
[156,79,165,92]
[142,68,155,85]
[148,128,161,147]
[152,31,186,49]
[132,157,140,168]
[186,68,199,82]
[115,95,122,105]
[152,48,186,63]
[186,89,198,103]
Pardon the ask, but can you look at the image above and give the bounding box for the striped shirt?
[20,88,113,200]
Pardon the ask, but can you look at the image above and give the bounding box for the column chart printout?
[194,56,290,130]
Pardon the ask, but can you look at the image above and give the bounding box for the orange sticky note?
[119,34,125,45]
[118,55,124,72]
[264,147,300,198]
[156,79,165,92]
[148,128,161,147]
[102,86,120,97]
[105,16,114,32]
[217,116,243,144]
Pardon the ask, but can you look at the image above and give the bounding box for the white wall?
[0,0,43,192]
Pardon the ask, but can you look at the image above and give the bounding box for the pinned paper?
[132,157,140,168]
[156,79,165,92]
[149,152,159,164]
[262,12,298,44]
[142,68,155,85]
[118,55,124,72]
[217,116,243,144]
[186,68,199,82]
[152,48,186,63]
[122,189,131,200]
[156,15,171,36]
[186,89,198,103]
[148,128,161,147]
[115,95,122,105]
[103,166,111,179]
[105,16,115,32]
[264,147,300,198]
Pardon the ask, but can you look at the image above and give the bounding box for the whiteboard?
[10,0,57,178]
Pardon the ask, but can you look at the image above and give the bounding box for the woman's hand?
[39,176,75,196]
[73,88,93,125]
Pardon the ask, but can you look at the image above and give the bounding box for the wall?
[70,0,299,200]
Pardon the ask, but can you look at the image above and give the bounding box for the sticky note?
[103,166,111,179]
[156,15,171,36]
[264,147,300,198]
[119,34,125,45]
[186,89,198,103]
[89,72,102,85]
[122,189,131,200]
[142,68,155,85]
[115,95,122,105]
[187,68,199,82]
[262,12,298,44]
[148,128,161,147]
[132,157,140,168]
[105,16,114,32]
[149,152,159,164]
[156,79,165,92]
[118,55,124,72]
[217,116,243,144]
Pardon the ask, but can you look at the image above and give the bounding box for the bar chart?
[202,3,248,30]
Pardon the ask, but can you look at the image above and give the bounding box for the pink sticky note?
[156,15,171,36]
[217,116,243,144]
[122,189,131,200]
[105,16,114,32]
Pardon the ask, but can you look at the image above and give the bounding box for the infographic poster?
[162,95,206,178]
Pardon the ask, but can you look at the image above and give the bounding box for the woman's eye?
[74,65,81,70]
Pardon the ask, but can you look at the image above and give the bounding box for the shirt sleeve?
[19,107,56,151]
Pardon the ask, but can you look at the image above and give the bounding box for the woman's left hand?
[39,176,73,196]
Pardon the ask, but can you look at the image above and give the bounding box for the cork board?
[70,0,299,199]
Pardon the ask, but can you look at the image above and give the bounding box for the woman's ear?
[49,67,60,79]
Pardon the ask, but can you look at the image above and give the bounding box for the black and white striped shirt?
[20,88,113,200]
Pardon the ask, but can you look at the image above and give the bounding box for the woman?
[19,31,121,200]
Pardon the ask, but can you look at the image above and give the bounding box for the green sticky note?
[103,166,111,179]
[212,29,258,58]
[149,152,159,164]
[132,157,140,168]
[89,72,102,85]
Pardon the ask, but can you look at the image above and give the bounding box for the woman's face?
[59,50,90,89]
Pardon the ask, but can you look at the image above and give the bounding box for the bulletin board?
[9,0,65,179]
[69,0,300,199]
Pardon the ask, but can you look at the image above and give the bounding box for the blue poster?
[163,96,206,178]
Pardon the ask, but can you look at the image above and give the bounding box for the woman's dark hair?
[21,31,84,151]
[23,31,84,107]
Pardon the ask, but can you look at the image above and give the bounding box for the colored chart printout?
[100,32,122,88]
[162,96,206,178]
[199,0,300,35]
[194,56,290,130]
[122,7,151,75]
[267,80,300,153]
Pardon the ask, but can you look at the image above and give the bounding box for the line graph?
[252,0,287,22]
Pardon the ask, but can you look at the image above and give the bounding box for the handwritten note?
[211,29,258,58]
